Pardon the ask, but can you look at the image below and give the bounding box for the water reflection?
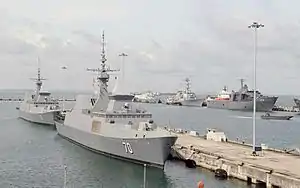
[0,97,292,188]
[55,136,173,188]
[56,133,257,188]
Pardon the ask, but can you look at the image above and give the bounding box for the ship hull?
[19,110,56,125]
[167,99,204,107]
[206,96,278,112]
[55,122,177,169]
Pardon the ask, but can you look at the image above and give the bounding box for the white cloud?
[0,0,300,94]
[139,51,154,61]
[15,28,48,49]
[62,39,72,47]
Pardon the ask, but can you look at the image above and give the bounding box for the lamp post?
[119,52,128,81]
[114,52,128,94]
[248,22,264,154]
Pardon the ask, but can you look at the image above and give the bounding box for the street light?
[112,52,128,94]
[248,22,264,154]
[119,52,128,81]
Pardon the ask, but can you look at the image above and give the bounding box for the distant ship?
[294,98,300,108]
[206,79,278,112]
[18,57,61,125]
[132,91,161,103]
[54,32,177,169]
[166,78,204,107]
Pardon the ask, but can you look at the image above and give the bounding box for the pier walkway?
[173,133,300,188]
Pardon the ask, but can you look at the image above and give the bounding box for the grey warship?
[206,79,278,112]
[19,57,61,125]
[54,32,177,169]
[294,98,300,108]
[166,78,204,107]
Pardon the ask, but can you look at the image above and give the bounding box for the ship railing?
[93,112,152,119]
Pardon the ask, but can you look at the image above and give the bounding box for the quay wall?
[172,138,300,188]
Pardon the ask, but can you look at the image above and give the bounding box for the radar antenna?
[86,31,119,93]
[238,78,245,89]
[184,78,191,92]
[30,57,46,96]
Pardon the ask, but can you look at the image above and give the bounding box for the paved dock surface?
[176,134,300,178]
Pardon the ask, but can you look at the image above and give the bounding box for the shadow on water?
[54,135,173,188]
[55,134,257,188]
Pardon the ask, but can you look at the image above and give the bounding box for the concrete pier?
[172,133,300,188]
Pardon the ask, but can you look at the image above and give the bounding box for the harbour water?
[149,103,300,150]
[0,91,299,187]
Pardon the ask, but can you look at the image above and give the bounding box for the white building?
[206,128,227,142]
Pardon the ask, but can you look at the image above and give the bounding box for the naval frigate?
[18,57,61,125]
[206,79,278,112]
[166,78,204,107]
[54,32,178,169]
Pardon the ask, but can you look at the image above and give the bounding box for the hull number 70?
[122,142,134,154]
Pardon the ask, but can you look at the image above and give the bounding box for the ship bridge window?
[39,92,51,96]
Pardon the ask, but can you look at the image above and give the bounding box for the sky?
[0,0,300,95]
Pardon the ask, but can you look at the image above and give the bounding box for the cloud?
[72,30,99,45]
[0,0,300,94]
[62,39,72,47]
[139,51,154,61]
[151,39,163,49]
[15,29,48,49]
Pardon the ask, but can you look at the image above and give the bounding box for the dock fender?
[214,168,228,179]
[185,159,196,168]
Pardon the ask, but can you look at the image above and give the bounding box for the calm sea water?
[0,91,298,188]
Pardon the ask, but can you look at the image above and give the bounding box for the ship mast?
[87,31,119,95]
[98,31,109,89]
[185,78,191,93]
[240,78,245,89]
[30,57,46,99]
